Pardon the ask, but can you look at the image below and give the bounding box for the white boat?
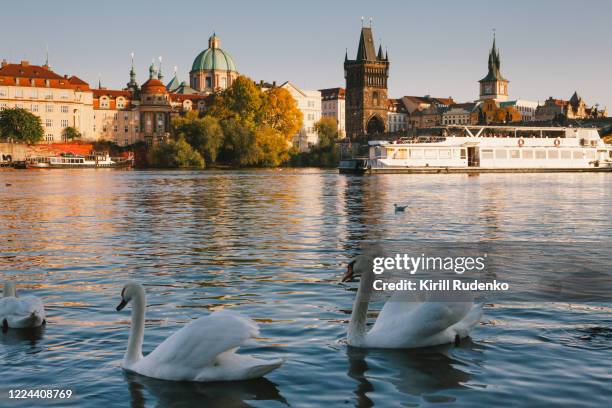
[339,126,612,173]
[26,152,133,169]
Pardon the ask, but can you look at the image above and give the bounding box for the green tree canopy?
[0,108,44,144]
[147,137,205,169]
[315,117,340,149]
[62,126,82,141]
[172,111,224,164]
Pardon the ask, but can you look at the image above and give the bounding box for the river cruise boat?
[339,126,612,174]
[26,152,133,169]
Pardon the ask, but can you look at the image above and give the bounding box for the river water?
[0,169,610,407]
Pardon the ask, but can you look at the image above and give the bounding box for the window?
[394,149,407,159]
[45,92,52,100]
[113,125,118,132]
[481,149,494,160]
[561,150,571,159]
[523,149,533,159]
[46,104,54,113]
[124,113,129,121]
[495,149,507,159]
[586,150,596,160]
[510,149,520,159]
[61,92,69,100]
[100,97,109,109]
[572,151,583,159]
[548,150,559,159]
[46,119,53,128]
[124,126,128,133]
[424,149,438,159]
[410,149,423,159]
[439,149,451,159]
[113,113,118,120]
[0,88,6,97]
[61,119,69,127]
[117,99,125,109]
[535,150,546,159]
[61,105,69,113]
[205,77,212,88]
[15,89,23,98]
[45,134,54,142]
[460,149,467,160]
[31,104,39,112]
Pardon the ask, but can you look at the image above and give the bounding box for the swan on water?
[341,256,482,348]
[116,281,283,382]
[1,282,46,330]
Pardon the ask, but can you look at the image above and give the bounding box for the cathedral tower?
[479,34,508,101]
[344,25,389,140]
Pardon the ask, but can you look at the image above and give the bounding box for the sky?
[1,0,610,108]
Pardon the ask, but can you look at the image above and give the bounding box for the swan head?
[116,282,144,311]
[341,255,375,283]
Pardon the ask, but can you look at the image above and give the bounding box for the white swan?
[341,256,482,348]
[1,282,46,329]
[115,282,283,382]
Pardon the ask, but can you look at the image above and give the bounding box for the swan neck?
[4,283,16,298]
[125,290,145,365]
[348,276,372,346]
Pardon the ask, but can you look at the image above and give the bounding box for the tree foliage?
[62,126,82,141]
[290,117,341,167]
[147,137,205,169]
[0,108,44,144]
[172,111,224,163]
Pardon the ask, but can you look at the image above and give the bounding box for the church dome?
[191,34,237,73]
[141,78,167,94]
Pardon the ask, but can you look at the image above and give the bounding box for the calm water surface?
[0,169,611,407]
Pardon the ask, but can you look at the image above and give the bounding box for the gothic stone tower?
[344,26,389,140]
[479,35,508,101]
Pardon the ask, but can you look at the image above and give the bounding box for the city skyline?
[1,0,610,108]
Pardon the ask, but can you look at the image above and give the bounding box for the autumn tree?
[261,87,303,141]
[0,108,44,144]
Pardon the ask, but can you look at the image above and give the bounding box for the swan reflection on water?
[346,339,483,407]
[124,371,288,408]
[0,325,45,347]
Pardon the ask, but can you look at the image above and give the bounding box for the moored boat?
[339,125,612,174]
[26,152,133,169]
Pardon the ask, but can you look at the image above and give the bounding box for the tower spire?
[157,56,163,80]
[44,45,49,68]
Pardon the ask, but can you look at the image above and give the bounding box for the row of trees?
[0,107,81,144]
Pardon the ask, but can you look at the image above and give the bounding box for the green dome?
[191,47,237,73]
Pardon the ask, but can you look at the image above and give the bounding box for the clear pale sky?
[1,0,610,108]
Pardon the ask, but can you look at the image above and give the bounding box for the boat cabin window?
[394,149,407,159]
[548,150,559,159]
[510,149,520,159]
[586,150,596,160]
[460,149,466,160]
[561,150,571,159]
[535,150,546,159]
[481,149,493,160]
[495,149,507,159]
[439,149,451,159]
[523,149,533,159]
[572,151,583,159]
[410,149,423,159]
[424,149,437,159]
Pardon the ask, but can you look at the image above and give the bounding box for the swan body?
[116,282,283,382]
[343,256,482,348]
[1,283,46,329]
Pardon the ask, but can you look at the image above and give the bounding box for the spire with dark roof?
[127,52,139,91]
[356,27,377,61]
[157,56,163,81]
[377,44,383,60]
[479,32,507,82]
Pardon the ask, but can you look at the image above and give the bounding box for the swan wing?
[0,296,45,328]
[367,301,473,347]
[135,310,259,378]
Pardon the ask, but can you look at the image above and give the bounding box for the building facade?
[479,36,508,102]
[0,60,94,142]
[387,98,408,132]
[499,99,539,122]
[280,81,321,151]
[319,87,345,137]
[344,26,389,139]
[190,34,238,94]
[442,102,478,125]
[535,92,608,121]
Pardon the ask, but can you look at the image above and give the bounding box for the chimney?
[260,80,263,87]
[21,60,29,66]
[272,81,277,87]
[1,59,7,68]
